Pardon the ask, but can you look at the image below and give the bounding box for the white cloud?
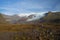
[18,12,47,16]
[18,12,47,21]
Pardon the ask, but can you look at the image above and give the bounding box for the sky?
[0,0,60,15]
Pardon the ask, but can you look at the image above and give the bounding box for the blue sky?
[0,0,60,15]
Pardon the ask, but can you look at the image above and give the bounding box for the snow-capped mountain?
[1,11,60,24]
[2,12,45,24]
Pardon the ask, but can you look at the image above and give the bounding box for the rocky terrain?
[0,11,60,40]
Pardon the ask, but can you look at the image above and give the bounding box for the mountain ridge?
[0,11,60,24]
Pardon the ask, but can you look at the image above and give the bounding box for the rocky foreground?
[0,24,60,40]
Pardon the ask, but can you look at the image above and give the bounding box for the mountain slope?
[1,11,60,24]
[40,11,60,23]
[0,13,8,24]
